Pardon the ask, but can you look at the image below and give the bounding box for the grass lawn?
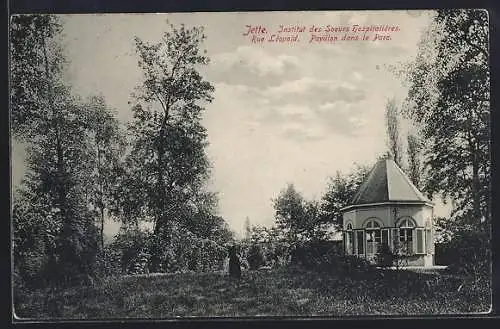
[14,267,491,319]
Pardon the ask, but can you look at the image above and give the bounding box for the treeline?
[11,15,234,289]
[386,9,490,277]
[239,165,369,270]
[242,10,490,282]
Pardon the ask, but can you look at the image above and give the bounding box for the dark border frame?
[5,0,500,327]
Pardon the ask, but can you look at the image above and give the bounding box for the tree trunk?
[42,33,68,229]
[150,117,170,272]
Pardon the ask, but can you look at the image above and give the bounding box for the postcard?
[10,9,491,320]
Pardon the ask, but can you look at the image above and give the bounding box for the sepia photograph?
[10,9,491,319]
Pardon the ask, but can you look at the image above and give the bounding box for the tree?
[244,217,251,241]
[302,200,328,242]
[10,14,64,138]
[11,15,106,284]
[83,95,126,251]
[273,183,308,243]
[319,164,371,230]
[124,23,216,271]
[404,9,490,226]
[385,98,403,167]
[406,131,423,189]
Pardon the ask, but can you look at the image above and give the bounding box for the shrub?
[95,245,123,277]
[109,225,150,274]
[247,244,266,270]
[341,255,375,273]
[444,227,491,279]
[146,222,228,274]
[289,241,344,271]
[375,243,394,267]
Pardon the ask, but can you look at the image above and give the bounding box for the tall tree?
[319,164,371,230]
[83,95,126,251]
[384,97,403,167]
[404,9,489,226]
[406,131,423,189]
[11,15,102,283]
[125,23,216,270]
[10,15,64,138]
[244,217,251,241]
[273,183,307,243]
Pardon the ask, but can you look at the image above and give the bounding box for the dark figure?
[228,246,241,279]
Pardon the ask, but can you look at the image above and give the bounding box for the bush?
[375,243,394,267]
[247,244,266,270]
[109,225,150,275]
[289,241,344,270]
[147,222,228,274]
[341,255,375,273]
[444,227,491,278]
[95,245,123,277]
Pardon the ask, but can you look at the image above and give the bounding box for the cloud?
[281,127,326,142]
[314,101,367,136]
[352,71,364,81]
[254,99,368,142]
[263,77,366,106]
[208,46,302,87]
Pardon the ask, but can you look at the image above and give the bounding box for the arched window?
[344,222,354,255]
[396,217,416,255]
[364,218,382,255]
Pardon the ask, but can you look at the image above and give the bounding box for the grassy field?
[14,267,491,319]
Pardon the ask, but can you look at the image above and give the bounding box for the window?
[397,217,416,255]
[356,230,365,255]
[381,229,390,247]
[366,230,381,254]
[345,223,354,255]
[364,218,382,255]
[415,228,425,254]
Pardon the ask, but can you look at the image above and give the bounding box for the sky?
[11,10,452,238]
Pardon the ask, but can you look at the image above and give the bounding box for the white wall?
[343,203,434,229]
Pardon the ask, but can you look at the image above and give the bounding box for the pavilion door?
[354,230,365,256]
[381,229,390,248]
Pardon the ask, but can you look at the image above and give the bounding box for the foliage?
[237,225,293,269]
[244,217,251,241]
[319,164,371,229]
[440,224,490,278]
[147,221,228,273]
[273,184,330,244]
[246,244,266,270]
[406,132,424,189]
[290,242,345,271]
[384,97,403,167]
[12,189,58,288]
[10,14,64,139]
[375,243,395,268]
[119,23,220,271]
[273,183,307,242]
[403,9,490,224]
[83,95,127,250]
[11,15,107,285]
[109,225,150,275]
